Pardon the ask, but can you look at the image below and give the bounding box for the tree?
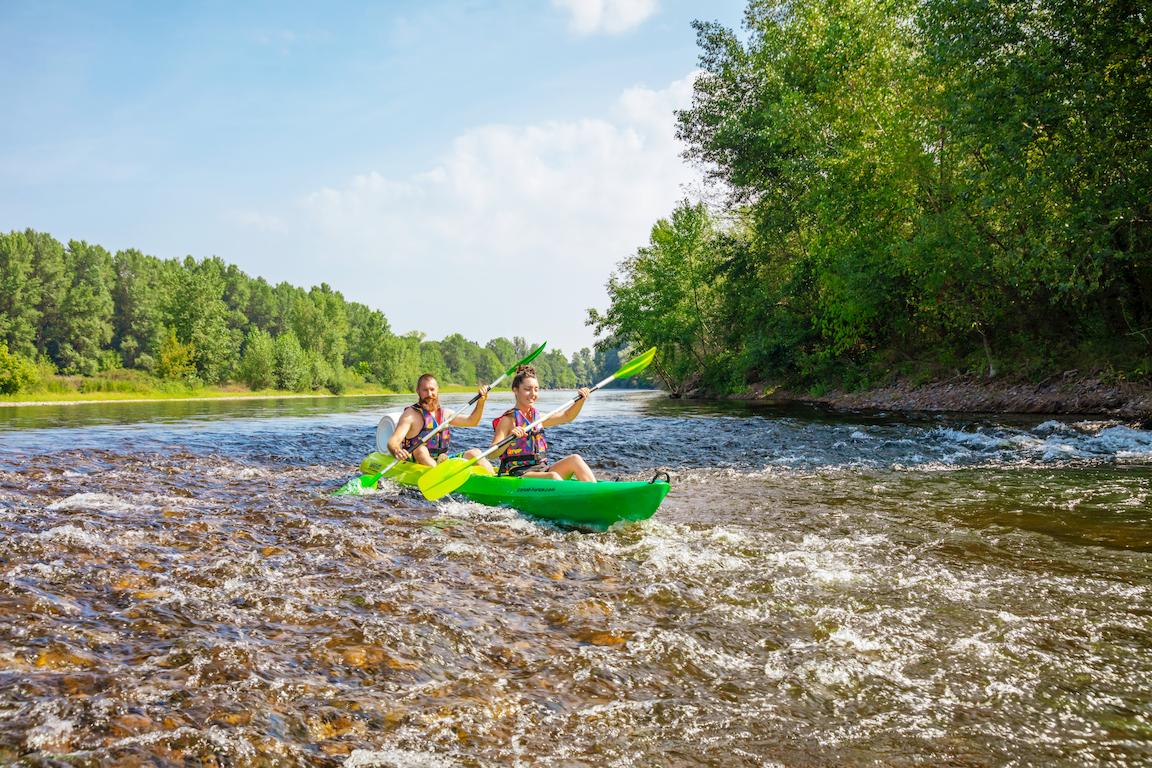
[474,347,504,383]
[440,333,478,384]
[384,332,424,391]
[305,284,349,369]
[0,231,41,357]
[346,303,394,383]
[238,328,276,390]
[486,337,517,369]
[419,341,449,383]
[0,341,38,394]
[29,231,68,360]
[156,327,197,381]
[571,348,595,386]
[166,256,237,383]
[589,201,728,392]
[54,241,115,375]
[112,248,165,371]
[274,331,311,391]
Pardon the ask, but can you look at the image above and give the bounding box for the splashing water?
[1,392,1150,766]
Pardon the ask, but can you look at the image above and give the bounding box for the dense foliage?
[592,0,1151,394]
[0,230,632,395]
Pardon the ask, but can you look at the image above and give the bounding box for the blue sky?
[1,0,747,356]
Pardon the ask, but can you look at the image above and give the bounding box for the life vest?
[401,403,450,456]
[495,407,547,474]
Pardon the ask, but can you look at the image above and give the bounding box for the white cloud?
[552,0,659,36]
[234,72,700,354]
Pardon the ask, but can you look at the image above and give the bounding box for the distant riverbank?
[734,373,1152,424]
[0,384,480,408]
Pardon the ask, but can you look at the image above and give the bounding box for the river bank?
[735,373,1152,424]
[0,385,478,408]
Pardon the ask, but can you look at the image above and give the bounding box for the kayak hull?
[357,452,668,530]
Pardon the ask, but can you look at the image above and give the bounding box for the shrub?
[0,342,38,394]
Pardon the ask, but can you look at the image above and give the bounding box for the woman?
[491,365,595,481]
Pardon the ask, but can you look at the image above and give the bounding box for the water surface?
[1,392,1150,766]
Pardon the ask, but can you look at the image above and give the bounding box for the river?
[1,391,1150,766]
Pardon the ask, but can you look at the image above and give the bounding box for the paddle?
[418,346,657,501]
[359,342,548,490]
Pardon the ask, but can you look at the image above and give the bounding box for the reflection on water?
[1,391,1150,766]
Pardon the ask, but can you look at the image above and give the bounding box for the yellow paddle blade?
[417,457,476,500]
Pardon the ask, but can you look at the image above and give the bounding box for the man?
[386,373,493,469]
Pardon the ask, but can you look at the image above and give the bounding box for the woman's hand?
[576,387,591,400]
[477,385,490,399]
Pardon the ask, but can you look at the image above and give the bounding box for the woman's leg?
[522,469,563,480]
[542,454,596,482]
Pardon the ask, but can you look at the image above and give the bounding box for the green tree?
[0,341,39,394]
[274,331,311,391]
[238,328,276,390]
[419,341,449,383]
[246,277,278,333]
[0,231,41,357]
[542,349,576,388]
[346,303,394,383]
[222,262,253,339]
[112,248,166,371]
[589,201,728,392]
[385,332,424,391]
[166,257,236,383]
[54,241,115,375]
[571,348,595,386]
[156,327,197,381]
[485,337,517,369]
[441,333,478,384]
[474,347,503,383]
[305,284,349,369]
[29,231,68,360]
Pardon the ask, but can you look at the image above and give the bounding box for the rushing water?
[1,391,1150,767]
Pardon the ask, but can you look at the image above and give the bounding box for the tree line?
[590,0,1151,394]
[0,229,634,395]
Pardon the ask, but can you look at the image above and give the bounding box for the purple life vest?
[497,407,547,474]
[401,403,450,456]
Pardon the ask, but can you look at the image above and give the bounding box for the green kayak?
[355,452,669,530]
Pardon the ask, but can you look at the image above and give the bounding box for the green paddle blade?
[417,457,476,500]
[504,341,547,378]
[612,347,656,381]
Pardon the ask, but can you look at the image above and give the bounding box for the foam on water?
[1,395,1150,765]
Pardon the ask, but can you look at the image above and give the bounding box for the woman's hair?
[511,365,537,389]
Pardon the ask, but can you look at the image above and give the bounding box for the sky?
[0,0,748,356]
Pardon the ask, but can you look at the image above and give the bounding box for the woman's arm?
[490,414,517,456]
[543,387,591,427]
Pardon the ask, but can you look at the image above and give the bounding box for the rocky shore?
[734,373,1152,425]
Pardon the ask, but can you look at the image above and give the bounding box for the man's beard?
[419,395,440,411]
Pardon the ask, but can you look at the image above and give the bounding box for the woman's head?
[511,365,537,390]
[511,365,539,405]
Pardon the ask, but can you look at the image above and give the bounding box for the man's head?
[416,373,439,410]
